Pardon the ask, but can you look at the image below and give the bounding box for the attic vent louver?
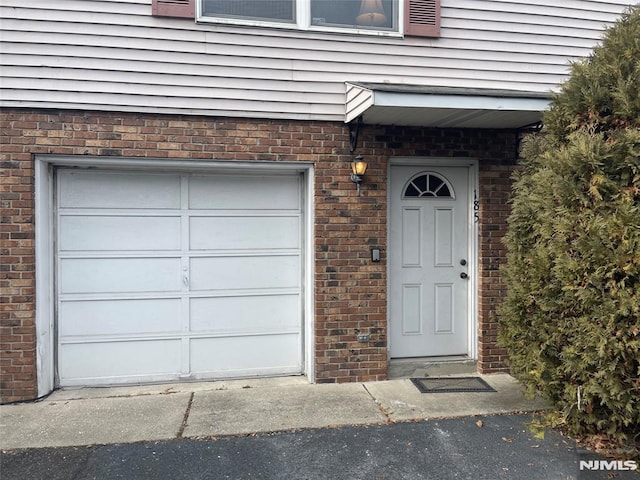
[405,0,440,37]
[152,0,195,18]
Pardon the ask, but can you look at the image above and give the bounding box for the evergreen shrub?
[499,5,640,452]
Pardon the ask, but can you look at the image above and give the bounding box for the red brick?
[1,109,519,401]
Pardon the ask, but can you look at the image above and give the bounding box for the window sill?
[196,16,403,38]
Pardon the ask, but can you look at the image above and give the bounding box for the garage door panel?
[59,299,182,337]
[189,175,299,210]
[59,172,181,209]
[56,169,305,387]
[60,258,181,294]
[190,295,299,334]
[58,340,182,383]
[190,216,300,251]
[59,216,181,252]
[190,256,300,291]
[190,334,301,375]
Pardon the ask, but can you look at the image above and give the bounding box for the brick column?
[0,112,37,403]
[477,163,516,373]
[314,152,388,383]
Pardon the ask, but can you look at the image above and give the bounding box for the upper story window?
[200,0,399,34]
[311,0,395,30]
[202,0,296,24]
[152,0,440,38]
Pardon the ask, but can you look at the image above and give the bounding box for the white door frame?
[387,157,478,360]
[35,155,315,397]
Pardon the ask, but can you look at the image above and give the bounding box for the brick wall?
[1,112,37,403]
[477,163,517,373]
[1,109,516,402]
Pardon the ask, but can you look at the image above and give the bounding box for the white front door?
[389,165,471,358]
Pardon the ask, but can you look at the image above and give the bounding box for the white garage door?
[56,169,304,386]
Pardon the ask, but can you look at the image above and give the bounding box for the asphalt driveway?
[2,414,635,480]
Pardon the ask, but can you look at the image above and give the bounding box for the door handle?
[460,272,469,279]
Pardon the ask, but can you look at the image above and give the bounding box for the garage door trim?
[35,156,315,397]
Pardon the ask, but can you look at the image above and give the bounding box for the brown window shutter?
[404,0,440,37]
[152,0,195,18]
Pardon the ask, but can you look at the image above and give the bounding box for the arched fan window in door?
[402,172,454,198]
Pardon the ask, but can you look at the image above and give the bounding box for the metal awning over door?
[345,83,551,128]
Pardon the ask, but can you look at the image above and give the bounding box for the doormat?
[410,377,496,393]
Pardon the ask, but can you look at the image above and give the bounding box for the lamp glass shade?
[351,160,368,176]
[355,0,387,26]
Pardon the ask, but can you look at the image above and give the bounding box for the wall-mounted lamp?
[350,155,368,196]
[356,0,387,26]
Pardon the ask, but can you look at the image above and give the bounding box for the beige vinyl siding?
[0,0,634,121]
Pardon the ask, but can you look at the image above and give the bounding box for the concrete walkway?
[0,373,549,451]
